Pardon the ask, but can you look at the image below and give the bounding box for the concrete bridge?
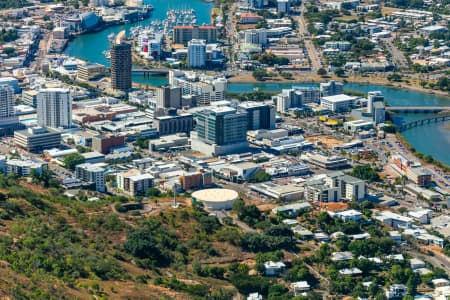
[387,106,450,113]
[131,68,169,76]
[397,113,450,132]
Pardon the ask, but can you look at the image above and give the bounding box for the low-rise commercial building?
[149,133,190,151]
[77,63,107,81]
[92,135,125,154]
[391,153,431,187]
[153,113,193,136]
[5,158,47,176]
[179,170,213,190]
[302,152,348,169]
[320,94,358,112]
[304,172,365,202]
[14,127,61,153]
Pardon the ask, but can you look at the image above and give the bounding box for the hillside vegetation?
[0,174,250,298]
[0,173,311,299]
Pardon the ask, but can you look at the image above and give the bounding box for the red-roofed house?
[240,13,263,24]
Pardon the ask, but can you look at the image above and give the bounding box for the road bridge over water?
[131,68,169,76]
[387,106,450,113]
[397,113,450,132]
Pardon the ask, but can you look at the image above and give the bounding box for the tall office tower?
[0,85,16,121]
[188,39,207,68]
[195,107,247,145]
[192,106,248,156]
[156,86,182,109]
[367,91,384,114]
[238,102,275,130]
[277,0,290,13]
[110,31,132,91]
[0,84,21,136]
[37,88,72,129]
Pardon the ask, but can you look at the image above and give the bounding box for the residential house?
[264,261,286,276]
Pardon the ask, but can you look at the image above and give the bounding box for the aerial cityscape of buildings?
[0,0,448,297]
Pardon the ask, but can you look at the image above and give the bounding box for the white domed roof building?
[191,188,238,210]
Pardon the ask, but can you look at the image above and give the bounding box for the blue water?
[225,83,450,165]
[65,0,214,67]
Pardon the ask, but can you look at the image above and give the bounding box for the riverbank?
[395,131,450,174]
[228,73,450,98]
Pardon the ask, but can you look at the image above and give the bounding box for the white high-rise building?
[169,70,227,105]
[0,84,21,136]
[37,88,72,129]
[244,29,268,46]
[0,85,16,122]
[188,39,206,68]
[277,0,290,13]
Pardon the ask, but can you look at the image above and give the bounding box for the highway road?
[383,37,409,69]
[294,2,322,71]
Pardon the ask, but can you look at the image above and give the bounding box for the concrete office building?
[247,0,265,8]
[320,94,357,112]
[0,86,16,121]
[0,85,22,136]
[22,90,39,107]
[149,133,189,151]
[37,88,72,129]
[293,86,321,103]
[14,127,61,152]
[188,39,207,68]
[238,102,275,130]
[247,0,265,9]
[244,29,268,46]
[156,86,182,109]
[192,106,248,156]
[277,0,290,13]
[6,158,47,177]
[53,27,68,39]
[274,88,304,113]
[153,113,193,136]
[304,172,365,202]
[391,153,431,187]
[325,171,366,201]
[110,31,132,91]
[117,169,154,196]
[75,163,106,192]
[320,80,344,97]
[0,77,19,93]
[92,135,125,154]
[324,41,351,51]
[173,25,217,44]
[351,91,386,125]
[169,70,227,105]
[77,63,107,81]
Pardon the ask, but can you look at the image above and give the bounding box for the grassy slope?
[0,177,243,299]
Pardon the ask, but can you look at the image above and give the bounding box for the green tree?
[146,187,161,197]
[317,68,327,76]
[63,153,85,171]
[350,164,380,182]
[248,171,270,183]
[334,68,345,77]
